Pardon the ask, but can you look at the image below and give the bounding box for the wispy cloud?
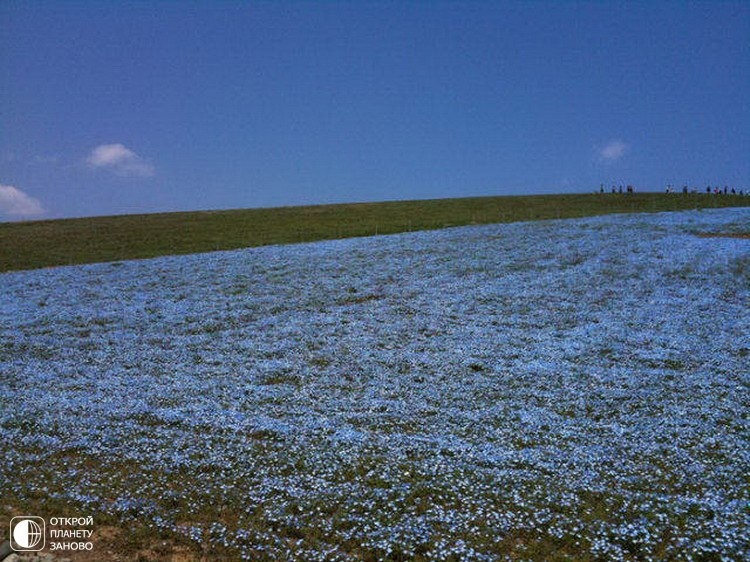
[599,140,627,162]
[0,184,45,219]
[32,154,61,165]
[86,143,155,177]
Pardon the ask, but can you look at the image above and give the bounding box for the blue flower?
[1,208,748,560]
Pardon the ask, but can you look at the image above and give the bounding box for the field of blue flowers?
[1,208,748,561]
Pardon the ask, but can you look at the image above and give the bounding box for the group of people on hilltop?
[599,184,635,194]
[599,183,746,196]
[706,185,743,195]
[668,184,745,195]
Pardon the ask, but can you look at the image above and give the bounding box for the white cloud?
[32,154,61,165]
[599,140,627,162]
[0,184,45,219]
[86,143,155,177]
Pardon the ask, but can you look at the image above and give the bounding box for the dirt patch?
[695,232,750,239]
[133,544,203,562]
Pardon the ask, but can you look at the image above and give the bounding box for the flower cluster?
[1,208,748,560]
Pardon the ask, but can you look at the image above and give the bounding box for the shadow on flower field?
[1,208,748,561]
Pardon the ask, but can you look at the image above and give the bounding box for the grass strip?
[1,192,747,272]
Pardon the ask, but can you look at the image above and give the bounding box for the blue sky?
[1,1,748,220]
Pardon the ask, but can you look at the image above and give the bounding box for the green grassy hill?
[1,192,747,272]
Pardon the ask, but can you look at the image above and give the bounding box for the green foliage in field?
[1,192,747,272]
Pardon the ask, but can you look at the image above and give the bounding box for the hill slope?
[1,192,747,272]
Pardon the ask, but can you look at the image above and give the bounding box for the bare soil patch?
[695,232,750,239]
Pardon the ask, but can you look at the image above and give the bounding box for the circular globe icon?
[13,518,43,549]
